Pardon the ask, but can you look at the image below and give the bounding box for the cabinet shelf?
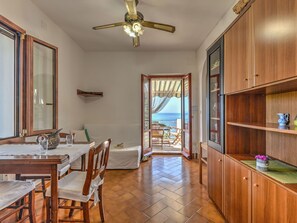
[227,122,297,135]
[77,89,103,97]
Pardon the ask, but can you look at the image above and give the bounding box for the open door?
[141,74,152,157]
[182,73,192,159]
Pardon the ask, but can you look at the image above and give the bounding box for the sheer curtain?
[151,80,181,114]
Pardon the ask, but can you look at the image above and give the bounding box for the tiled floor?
[152,144,182,154]
[5,155,225,222]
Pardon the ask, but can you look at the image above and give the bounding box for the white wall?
[196,2,238,142]
[0,0,86,131]
[83,51,200,152]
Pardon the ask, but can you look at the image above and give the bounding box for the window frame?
[0,15,25,141]
[25,35,58,135]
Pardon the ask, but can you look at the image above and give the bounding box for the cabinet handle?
[243,177,248,180]
[253,184,259,187]
[218,159,222,162]
[255,74,260,77]
[244,78,248,81]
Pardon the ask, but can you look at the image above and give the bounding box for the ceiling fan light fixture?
[123,24,136,37]
[123,22,144,38]
[132,22,143,34]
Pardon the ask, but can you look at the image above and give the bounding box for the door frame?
[181,73,192,159]
[141,74,192,158]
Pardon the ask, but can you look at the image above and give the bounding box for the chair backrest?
[82,139,111,196]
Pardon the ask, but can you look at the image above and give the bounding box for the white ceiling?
[32,0,235,51]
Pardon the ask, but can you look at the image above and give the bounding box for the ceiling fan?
[92,0,176,47]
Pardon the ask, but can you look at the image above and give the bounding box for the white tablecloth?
[0,144,92,165]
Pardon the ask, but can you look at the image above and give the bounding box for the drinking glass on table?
[66,134,73,146]
[38,136,48,155]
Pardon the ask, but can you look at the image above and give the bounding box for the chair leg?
[82,202,90,223]
[69,200,76,217]
[98,185,105,222]
[17,197,25,220]
[41,178,46,199]
[46,196,51,223]
[28,191,36,223]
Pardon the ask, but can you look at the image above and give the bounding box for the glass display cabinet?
[207,37,224,153]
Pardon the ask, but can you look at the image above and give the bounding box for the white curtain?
[152,96,171,114]
[151,80,181,114]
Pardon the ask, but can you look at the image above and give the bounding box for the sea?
[152,113,181,128]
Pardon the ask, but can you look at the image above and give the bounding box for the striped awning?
[152,79,182,98]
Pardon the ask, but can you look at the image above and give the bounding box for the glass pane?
[183,77,190,149]
[143,78,150,131]
[33,42,55,131]
[209,48,221,144]
[143,77,150,149]
[0,29,15,138]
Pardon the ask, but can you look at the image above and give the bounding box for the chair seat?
[45,171,103,203]
[0,181,35,210]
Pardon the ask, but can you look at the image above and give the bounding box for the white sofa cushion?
[107,145,141,169]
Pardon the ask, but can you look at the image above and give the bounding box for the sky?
[159,97,181,113]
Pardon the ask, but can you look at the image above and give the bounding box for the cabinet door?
[254,0,297,85]
[287,191,297,222]
[207,37,224,152]
[224,156,251,223]
[252,172,287,223]
[208,147,223,212]
[224,8,253,94]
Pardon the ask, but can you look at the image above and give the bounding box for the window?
[26,36,58,135]
[0,24,21,139]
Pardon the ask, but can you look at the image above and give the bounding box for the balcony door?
[141,74,192,159]
[141,74,152,157]
[181,74,192,159]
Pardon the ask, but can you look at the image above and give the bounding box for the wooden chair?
[199,142,208,185]
[152,128,165,147]
[0,181,36,223]
[45,139,111,223]
[171,127,182,145]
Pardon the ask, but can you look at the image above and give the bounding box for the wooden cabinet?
[252,172,287,223]
[224,156,251,223]
[208,147,223,212]
[224,8,253,94]
[253,0,297,86]
[222,158,297,223]
[225,0,297,93]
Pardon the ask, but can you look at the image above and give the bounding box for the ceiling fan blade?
[142,21,176,33]
[125,0,138,20]
[133,36,140,47]
[92,22,126,30]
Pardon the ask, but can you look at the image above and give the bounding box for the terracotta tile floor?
[4,155,225,223]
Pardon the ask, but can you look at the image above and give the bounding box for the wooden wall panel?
[266,91,297,124]
[226,126,266,155]
[226,94,266,124]
[266,132,297,167]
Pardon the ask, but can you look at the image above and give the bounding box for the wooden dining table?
[0,142,95,223]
